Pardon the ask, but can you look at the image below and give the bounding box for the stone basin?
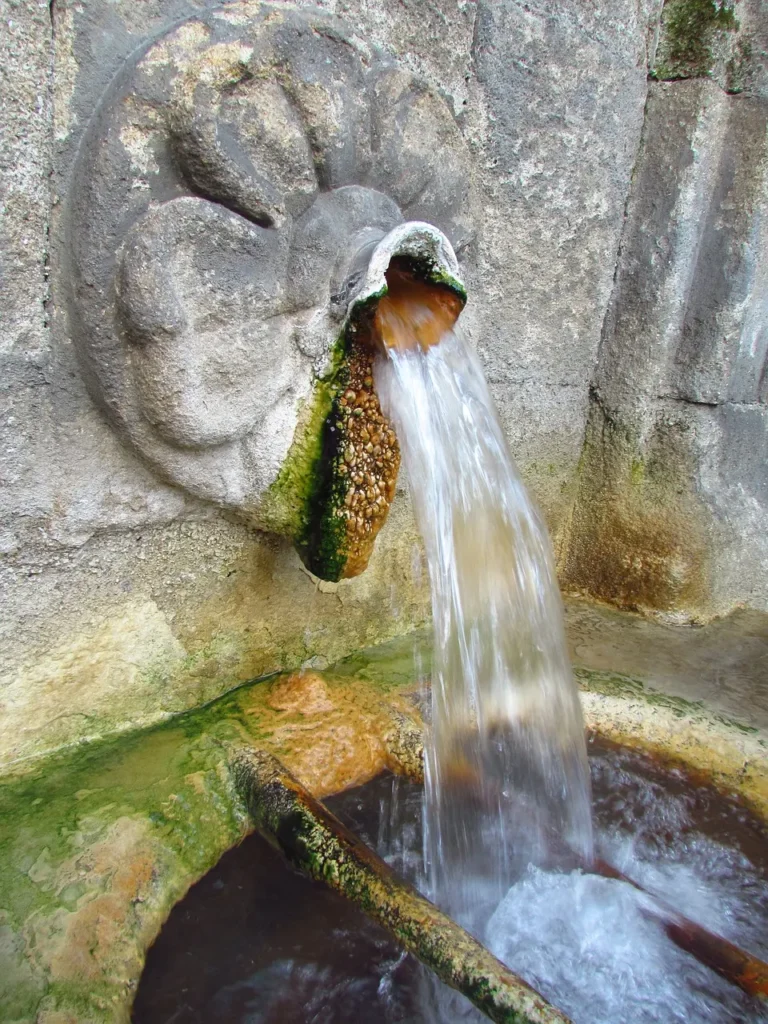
[0,598,766,1023]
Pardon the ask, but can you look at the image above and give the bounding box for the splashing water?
[133,740,768,1024]
[375,321,593,930]
[371,281,768,1022]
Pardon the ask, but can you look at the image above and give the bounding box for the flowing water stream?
[134,271,768,1023]
[374,293,593,929]
[372,275,768,1021]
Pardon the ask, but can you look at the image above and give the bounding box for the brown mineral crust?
[267,670,335,714]
[329,262,464,579]
[374,261,464,353]
[335,341,400,579]
[39,817,159,989]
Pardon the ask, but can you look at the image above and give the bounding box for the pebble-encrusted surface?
[303,337,401,581]
[335,342,401,578]
[297,255,467,582]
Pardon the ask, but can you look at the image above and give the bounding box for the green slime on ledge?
[0,634,423,1023]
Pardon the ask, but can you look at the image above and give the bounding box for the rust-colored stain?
[246,671,422,798]
[568,497,708,613]
[561,406,710,616]
[374,260,463,354]
[47,818,157,986]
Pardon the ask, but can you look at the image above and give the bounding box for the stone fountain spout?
[342,222,465,325]
[274,220,467,582]
[65,3,472,582]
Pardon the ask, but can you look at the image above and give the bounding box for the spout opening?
[344,222,465,337]
[373,256,465,353]
[343,222,466,360]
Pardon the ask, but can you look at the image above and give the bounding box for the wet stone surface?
[566,598,768,731]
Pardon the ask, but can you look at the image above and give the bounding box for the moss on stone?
[260,336,347,540]
[2,623,766,1021]
[576,665,768,822]
[724,36,754,93]
[233,748,569,1024]
[575,666,707,717]
[292,300,403,582]
[422,265,467,303]
[560,401,711,616]
[333,628,432,690]
[300,335,353,581]
[579,665,763,737]
[261,307,402,584]
[652,0,739,81]
[0,715,248,1021]
[0,656,423,1023]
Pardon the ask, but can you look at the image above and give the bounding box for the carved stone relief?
[65,1,472,561]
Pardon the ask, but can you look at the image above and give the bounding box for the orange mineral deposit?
[374,261,464,353]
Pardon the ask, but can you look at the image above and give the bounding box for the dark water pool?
[132,738,768,1024]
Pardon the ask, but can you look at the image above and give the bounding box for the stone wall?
[560,0,768,618]
[1,0,766,767]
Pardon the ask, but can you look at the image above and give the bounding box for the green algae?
[234,748,567,1024]
[0,679,275,1022]
[296,298,399,582]
[299,333,354,581]
[333,627,432,690]
[260,254,465,585]
[724,35,754,93]
[261,255,464,583]
[575,666,707,716]
[260,335,347,542]
[653,0,739,81]
[575,666,761,737]
[263,315,380,582]
[0,641,428,1023]
[0,923,45,1024]
[421,266,467,304]
[2,619,766,1020]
